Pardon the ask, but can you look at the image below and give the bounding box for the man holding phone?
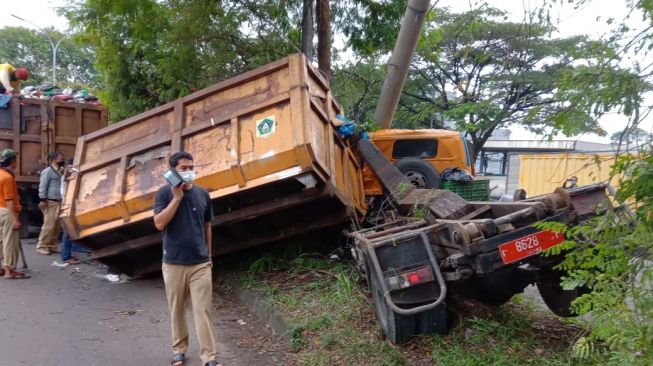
[153,151,221,366]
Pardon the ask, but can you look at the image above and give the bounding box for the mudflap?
[416,301,448,335]
[368,266,448,345]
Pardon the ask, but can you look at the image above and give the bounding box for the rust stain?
[75,164,120,215]
[183,125,232,177]
[128,146,170,169]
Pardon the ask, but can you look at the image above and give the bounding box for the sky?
[0,0,68,31]
[0,0,650,143]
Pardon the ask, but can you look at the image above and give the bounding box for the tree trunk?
[301,0,314,60]
[316,0,331,81]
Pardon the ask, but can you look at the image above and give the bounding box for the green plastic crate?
[442,180,490,201]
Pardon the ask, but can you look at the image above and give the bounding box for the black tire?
[394,158,441,189]
[368,267,416,345]
[537,267,587,317]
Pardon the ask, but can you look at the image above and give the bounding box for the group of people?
[0,148,222,365]
[2,61,222,364]
[0,149,80,280]
[34,151,81,265]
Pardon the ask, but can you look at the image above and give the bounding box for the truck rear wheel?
[537,267,586,317]
[394,158,441,189]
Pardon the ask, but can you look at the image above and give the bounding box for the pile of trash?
[20,84,101,105]
[440,167,473,182]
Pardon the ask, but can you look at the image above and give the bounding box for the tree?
[0,26,99,88]
[63,0,269,121]
[331,59,384,124]
[316,0,332,80]
[536,1,653,363]
[340,4,644,158]
[63,0,316,121]
[611,127,653,145]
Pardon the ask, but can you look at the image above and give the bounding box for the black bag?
[440,168,473,183]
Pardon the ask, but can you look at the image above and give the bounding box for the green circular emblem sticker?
[256,116,276,139]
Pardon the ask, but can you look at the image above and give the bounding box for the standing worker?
[36,151,65,255]
[0,64,29,95]
[59,158,81,264]
[0,149,29,279]
[153,151,221,366]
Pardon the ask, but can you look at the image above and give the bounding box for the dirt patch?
[214,282,291,365]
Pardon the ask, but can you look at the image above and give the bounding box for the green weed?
[240,255,579,365]
[248,253,284,273]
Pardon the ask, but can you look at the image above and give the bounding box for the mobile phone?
[163,169,184,187]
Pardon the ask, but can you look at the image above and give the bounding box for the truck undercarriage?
[351,141,610,344]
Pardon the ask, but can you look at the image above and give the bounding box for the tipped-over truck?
[58,52,611,344]
[60,0,612,344]
[351,139,609,343]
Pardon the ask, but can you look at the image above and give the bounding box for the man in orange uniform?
[0,149,28,279]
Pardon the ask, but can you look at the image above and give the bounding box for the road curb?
[233,286,295,344]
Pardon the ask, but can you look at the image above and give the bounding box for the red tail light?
[385,266,435,290]
[406,267,433,285]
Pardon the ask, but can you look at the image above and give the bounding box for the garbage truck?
[57,51,610,343]
[0,97,107,236]
[59,52,477,276]
[59,0,612,344]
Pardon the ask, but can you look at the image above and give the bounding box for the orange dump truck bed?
[0,98,107,237]
[0,98,107,184]
[60,54,367,276]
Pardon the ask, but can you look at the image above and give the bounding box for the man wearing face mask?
[153,151,221,366]
[36,151,65,255]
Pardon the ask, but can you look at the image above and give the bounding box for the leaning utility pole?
[374,0,430,130]
[301,0,314,59]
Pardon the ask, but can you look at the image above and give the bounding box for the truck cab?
[363,129,475,196]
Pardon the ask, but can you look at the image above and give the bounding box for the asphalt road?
[0,239,287,366]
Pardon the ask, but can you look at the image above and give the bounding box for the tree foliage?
[534,1,653,364]
[540,153,652,365]
[341,4,645,157]
[0,26,98,87]
[62,0,347,121]
[611,127,653,145]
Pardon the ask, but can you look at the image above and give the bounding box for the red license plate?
[498,230,565,264]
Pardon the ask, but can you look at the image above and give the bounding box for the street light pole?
[10,14,68,85]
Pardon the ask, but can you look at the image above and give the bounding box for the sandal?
[5,271,30,279]
[66,257,81,265]
[171,353,185,366]
[205,361,223,366]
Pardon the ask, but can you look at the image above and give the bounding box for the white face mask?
[178,170,196,183]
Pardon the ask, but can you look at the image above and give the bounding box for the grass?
[235,253,584,366]
[428,305,577,366]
